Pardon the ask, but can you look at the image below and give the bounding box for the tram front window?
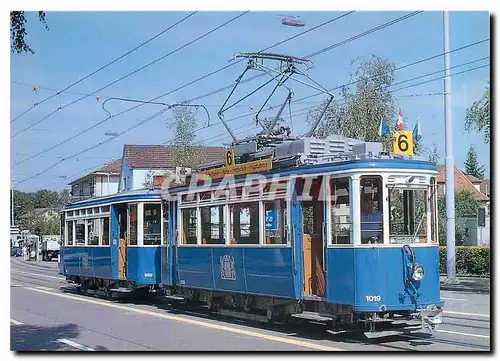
[389,187,427,243]
[360,177,384,244]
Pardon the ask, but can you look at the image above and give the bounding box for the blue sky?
[10,11,490,192]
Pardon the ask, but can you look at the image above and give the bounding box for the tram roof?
[65,188,163,210]
[169,158,438,194]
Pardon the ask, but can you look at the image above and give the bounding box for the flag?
[378,118,391,137]
[395,108,404,131]
[413,117,422,145]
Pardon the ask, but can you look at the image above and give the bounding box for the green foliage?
[463,146,485,179]
[465,84,490,144]
[439,246,489,276]
[10,11,48,54]
[428,142,439,164]
[307,54,397,152]
[168,106,205,170]
[11,189,68,230]
[437,190,481,246]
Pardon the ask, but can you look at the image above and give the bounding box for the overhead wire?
[10,11,198,124]
[11,12,354,168]
[11,11,248,138]
[16,60,489,187]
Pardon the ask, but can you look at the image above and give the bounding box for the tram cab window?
[360,177,384,244]
[201,205,225,245]
[330,177,352,244]
[388,186,427,244]
[430,177,438,243]
[230,202,259,244]
[87,219,100,246]
[128,205,138,246]
[181,208,198,244]
[144,204,161,245]
[264,200,287,244]
[101,217,110,246]
[75,220,85,245]
[66,221,74,246]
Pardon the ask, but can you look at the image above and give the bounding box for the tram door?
[116,205,128,279]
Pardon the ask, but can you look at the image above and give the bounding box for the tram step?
[292,311,332,322]
[109,287,133,293]
[165,295,186,301]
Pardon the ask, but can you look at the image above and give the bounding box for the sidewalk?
[440,275,490,293]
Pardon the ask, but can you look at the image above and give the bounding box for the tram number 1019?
[365,295,382,302]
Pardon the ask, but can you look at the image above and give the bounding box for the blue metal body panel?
[175,247,296,298]
[326,246,442,311]
[126,247,162,285]
[60,246,112,279]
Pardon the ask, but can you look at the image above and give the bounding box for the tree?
[463,146,485,179]
[307,55,402,152]
[58,189,71,209]
[167,106,205,170]
[428,142,440,164]
[437,189,481,246]
[465,84,490,144]
[10,11,48,54]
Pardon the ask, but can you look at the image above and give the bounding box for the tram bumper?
[415,304,443,331]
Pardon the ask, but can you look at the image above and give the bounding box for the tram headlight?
[412,264,424,281]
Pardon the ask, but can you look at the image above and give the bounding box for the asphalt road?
[10,257,491,352]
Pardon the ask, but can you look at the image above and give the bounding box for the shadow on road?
[11,323,108,352]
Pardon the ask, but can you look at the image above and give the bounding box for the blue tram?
[59,189,166,295]
[60,135,443,335]
[160,136,443,334]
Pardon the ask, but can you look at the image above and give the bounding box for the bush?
[439,246,490,276]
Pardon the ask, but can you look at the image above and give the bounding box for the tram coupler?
[417,304,443,332]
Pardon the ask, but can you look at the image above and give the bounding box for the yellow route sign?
[200,158,272,180]
[393,130,414,156]
[224,150,235,167]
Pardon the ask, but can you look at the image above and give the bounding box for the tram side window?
[66,221,74,246]
[430,177,438,243]
[75,220,86,245]
[230,202,259,244]
[360,177,384,244]
[128,204,138,246]
[101,217,110,246]
[264,200,287,244]
[330,177,352,244]
[87,219,100,246]
[388,187,427,243]
[162,204,169,245]
[181,208,198,244]
[201,205,225,245]
[144,204,162,245]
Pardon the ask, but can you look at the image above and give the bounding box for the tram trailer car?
[60,190,166,296]
[160,137,443,335]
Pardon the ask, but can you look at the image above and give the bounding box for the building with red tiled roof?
[69,158,122,201]
[436,164,490,203]
[119,145,226,192]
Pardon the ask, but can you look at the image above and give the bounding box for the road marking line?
[441,297,468,301]
[10,318,23,325]
[57,339,95,351]
[436,329,490,339]
[24,287,342,351]
[444,310,490,318]
[11,269,64,280]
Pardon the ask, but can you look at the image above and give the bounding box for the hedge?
[439,246,490,276]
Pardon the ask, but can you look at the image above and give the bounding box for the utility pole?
[443,11,458,284]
